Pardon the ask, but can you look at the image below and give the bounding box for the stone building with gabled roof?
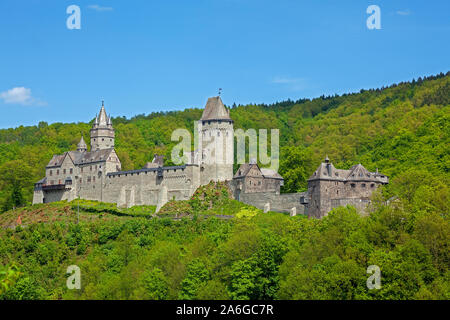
[33,101,122,204]
[301,156,389,218]
[231,162,284,200]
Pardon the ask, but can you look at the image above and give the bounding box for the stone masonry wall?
[239,192,307,214]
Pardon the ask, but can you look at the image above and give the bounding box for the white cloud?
[0,87,46,106]
[396,9,411,16]
[271,77,308,91]
[88,4,113,12]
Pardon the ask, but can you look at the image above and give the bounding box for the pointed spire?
[77,136,87,152]
[97,101,108,126]
[324,155,330,163]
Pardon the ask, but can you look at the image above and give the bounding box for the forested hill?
[0,72,449,213]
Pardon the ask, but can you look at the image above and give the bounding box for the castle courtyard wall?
[239,192,306,214]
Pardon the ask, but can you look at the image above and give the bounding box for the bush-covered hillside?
[0,204,448,300]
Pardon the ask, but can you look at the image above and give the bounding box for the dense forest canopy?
[0,72,448,300]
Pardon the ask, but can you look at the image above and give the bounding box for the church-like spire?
[77,136,87,152]
[98,101,109,127]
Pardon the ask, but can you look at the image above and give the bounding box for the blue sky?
[0,0,449,128]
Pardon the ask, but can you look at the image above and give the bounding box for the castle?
[32,97,234,211]
[33,97,388,218]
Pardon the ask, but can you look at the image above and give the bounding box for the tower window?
[362,183,366,188]
[50,170,53,176]
[102,138,104,141]
[351,183,356,188]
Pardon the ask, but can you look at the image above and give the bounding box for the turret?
[90,101,115,151]
[77,136,87,152]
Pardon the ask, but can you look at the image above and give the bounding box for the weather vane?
[218,88,222,96]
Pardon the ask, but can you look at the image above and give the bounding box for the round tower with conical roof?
[90,101,115,151]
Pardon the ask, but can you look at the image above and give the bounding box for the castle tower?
[197,96,234,184]
[77,136,87,152]
[90,101,115,151]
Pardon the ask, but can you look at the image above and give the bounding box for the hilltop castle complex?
[33,97,388,218]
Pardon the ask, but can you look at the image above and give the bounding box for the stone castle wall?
[238,192,306,214]
[75,164,201,208]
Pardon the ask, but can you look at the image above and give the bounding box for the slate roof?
[233,163,255,178]
[36,177,47,184]
[260,168,284,180]
[308,157,389,183]
[234,163,284,180]
[46,148,115,168]
[200,96,232,121]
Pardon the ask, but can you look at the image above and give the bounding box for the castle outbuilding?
[301,156,389,218]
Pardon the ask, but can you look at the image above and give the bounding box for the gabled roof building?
[301,156,389,218]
